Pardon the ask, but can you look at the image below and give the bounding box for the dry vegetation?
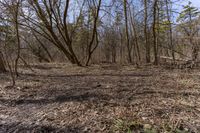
[0,1,200,132]
[0,63,200,133]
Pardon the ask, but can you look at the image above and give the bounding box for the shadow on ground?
[0,122,82,133]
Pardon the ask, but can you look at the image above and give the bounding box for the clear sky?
[179,0,200,8]
[188,0,200,7]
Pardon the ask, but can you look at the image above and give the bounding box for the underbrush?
[112,119,190,133]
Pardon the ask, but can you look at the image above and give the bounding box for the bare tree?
[24,0,83,66]
[85,0,102,66]
[144,0,151,63]
[123,0,132,63]
[13,0,21,76]
[165,0,175,63]
[153,0,158,65]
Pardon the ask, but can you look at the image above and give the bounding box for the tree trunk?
[14,5,20,76]
[29,0,82,66]
[166,0,175,63]
[129,7,141,64]
[153,0,158,65]
[85,0,101,66]
[144,0,151,63]
[32,31,54,62]
[0,52,6,72]
[124,0,132,63]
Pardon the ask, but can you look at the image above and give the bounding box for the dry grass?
[0,63,200,132]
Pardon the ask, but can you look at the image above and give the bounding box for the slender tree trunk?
[188,9,198,62]
[153,0,158,65]
[32,31,54,62]
[14,1,21,77]
[129,7,141,63]
[124,0,132,63]
[144,0,151,63]
[120,30,123,63]
[0,52,6,72]
[85,0,101,66]
[4,51,15,86]
[166,0,175,63]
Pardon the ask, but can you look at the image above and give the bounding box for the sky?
[178,0,200,9]
[172,0,200,20]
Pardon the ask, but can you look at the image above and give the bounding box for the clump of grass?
[113,119,190,133]
[112,119,157,133]
[161,123,190,133]
[177,78,196,87]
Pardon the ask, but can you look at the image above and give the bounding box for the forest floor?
[0,63,200,133]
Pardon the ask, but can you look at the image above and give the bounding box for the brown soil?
[0,63,200,133]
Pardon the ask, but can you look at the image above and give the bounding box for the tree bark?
[166,0,175,63]
[32,31,54,62]
[14,0,20,76]
[129,6,141,64]
[153,0,158,65]
[0,52,6,72]
[124,0,132,63]
[144,0,151,63]
[85,0,102,66]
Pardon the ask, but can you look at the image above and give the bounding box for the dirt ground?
[0,63,200,133]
